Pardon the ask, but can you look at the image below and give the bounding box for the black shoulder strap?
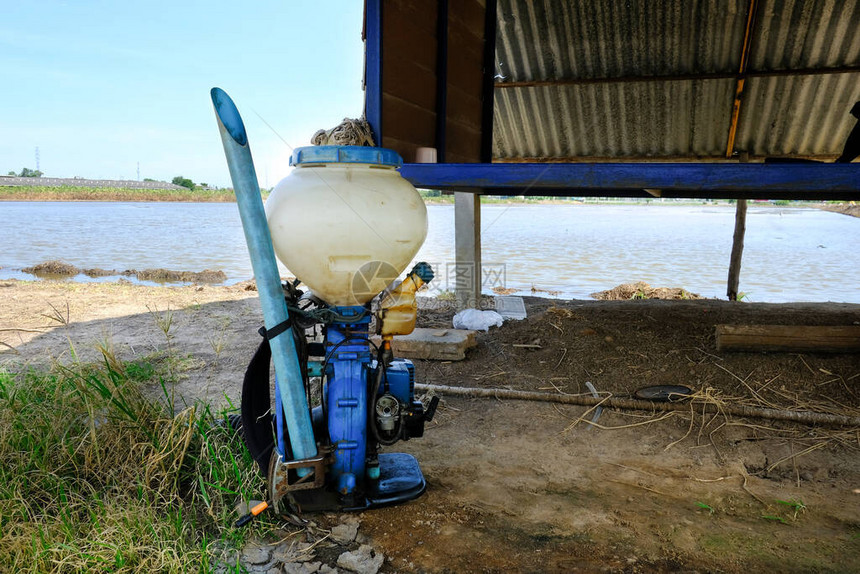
[258,320,291,341]
[241,337,275,474]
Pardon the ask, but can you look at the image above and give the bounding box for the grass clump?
[0,352,263,573]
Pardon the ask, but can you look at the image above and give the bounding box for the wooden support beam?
[725,0,759,158]
[454,191,481,309]
[435,0,449,163]
[493,66,860,90]
[480,0,497,163]
[715,325,860,353]
[727,199,747,301]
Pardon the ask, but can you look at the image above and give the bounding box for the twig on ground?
[554,348,568,370]
[665,401,695,451]
[415,383,860,427]
[574,412,675,432]
[714,363,779,409]
[608,479,670,497]
[607,463,660,478]
[766,441,829,474]
[540,380,569,395]
[695,347,724,361]
[740,467,768,506]
[797,355,816,375]
[474,371,507,381]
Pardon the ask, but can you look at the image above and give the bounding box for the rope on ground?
[414,383,860,428]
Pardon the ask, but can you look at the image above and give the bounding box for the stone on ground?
[331,522,359,544]
[336,545,385,574]
[371,328,477,361]
[243,545,273,565]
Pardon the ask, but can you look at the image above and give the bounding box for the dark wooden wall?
[443,0,485,163]
[374,0,488,164]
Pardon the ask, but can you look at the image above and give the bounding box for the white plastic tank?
[265,146,428,306]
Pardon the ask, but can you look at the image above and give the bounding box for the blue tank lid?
[290,145,403,167]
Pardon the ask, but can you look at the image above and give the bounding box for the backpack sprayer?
[212,88,438,518]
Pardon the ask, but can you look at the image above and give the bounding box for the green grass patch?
[0,352,268,573]
[695,501,715,515]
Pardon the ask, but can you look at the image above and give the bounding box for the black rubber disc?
[634,385,693,402]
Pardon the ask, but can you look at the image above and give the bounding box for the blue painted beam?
[399,163,860,199]
[364,0,382,145]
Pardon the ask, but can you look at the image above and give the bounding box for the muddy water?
[0,201,858,303]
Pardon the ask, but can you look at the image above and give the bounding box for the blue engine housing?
[377,358,414,404]
[266,304,433,510]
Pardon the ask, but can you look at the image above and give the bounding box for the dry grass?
[555,364,860,474]
[591,281,701,300]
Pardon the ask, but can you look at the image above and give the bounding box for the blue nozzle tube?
[211,87,317,467]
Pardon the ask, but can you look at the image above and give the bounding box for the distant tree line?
[7,168,43,177]
[171,176,211,190]
[5,169,215,191]
[171,176,194,189]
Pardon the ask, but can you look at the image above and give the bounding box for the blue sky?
[0,1,366,187]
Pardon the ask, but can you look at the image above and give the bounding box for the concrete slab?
[495,295,527,320]
[371,328,477,361]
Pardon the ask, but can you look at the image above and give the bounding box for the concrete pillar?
[454,191,481,309]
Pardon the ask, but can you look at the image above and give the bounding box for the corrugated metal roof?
[738,73,860,156]
[492,0,860,160]
[753,0,860,70]
[494,79,736,158]
[495,0,747,81]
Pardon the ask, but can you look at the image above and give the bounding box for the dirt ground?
[2,279,859,573]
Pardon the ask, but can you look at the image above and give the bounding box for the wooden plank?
[447,84,482,129]
[448,0,485,34]
[381,95,436,139]
[385,0,438,37]
[445,151,480,164]
[446,25,484,96]
[445,121,482,161]
[383,54,437,111]
[383,8,437,79]
[715,325,860,353]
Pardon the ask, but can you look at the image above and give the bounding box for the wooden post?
[727,198,747,301]
[454,191,481,309]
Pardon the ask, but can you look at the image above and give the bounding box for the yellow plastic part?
[378,271,427,338]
